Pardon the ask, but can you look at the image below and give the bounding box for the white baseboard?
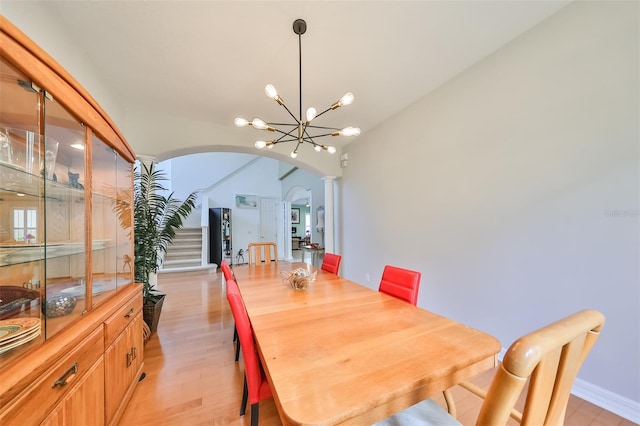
[496,348,639,423]
[572,378,640,424]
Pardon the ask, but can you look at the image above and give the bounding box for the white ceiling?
[36,1,569,150]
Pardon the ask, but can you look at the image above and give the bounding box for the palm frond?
[133,162,199,300]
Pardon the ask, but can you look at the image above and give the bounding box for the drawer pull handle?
[53,363,78,388]
[124,307,135,318]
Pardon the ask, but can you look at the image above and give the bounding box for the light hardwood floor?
[118,270,636,426]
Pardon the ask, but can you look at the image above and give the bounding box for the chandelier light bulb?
[306,107,317,123]
[290,151,298,158]
[340,126,361,137]
[234,117,249,127]
[265,84,278,100]
[255,140,267,149]
[314,145,322,152]
[339,92,354,107]
[267,143,274,149]
[327,146,337,154]
[251,118,268,130]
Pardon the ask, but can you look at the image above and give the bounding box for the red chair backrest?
[321,253,342,275]
[378,265,421,306]
[227,292,267,404]
[226,278,240,299]
[221,260,235,282]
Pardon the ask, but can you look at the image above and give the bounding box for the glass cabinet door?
[91,135,133,307]
[0,58,44,354]
[115,154,133,290]
[43,97,86,337]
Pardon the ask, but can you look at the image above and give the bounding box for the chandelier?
[234,19,360,158]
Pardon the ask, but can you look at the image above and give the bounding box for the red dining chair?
[227,291,273,426]
[225,277,241,362]
[320,253,342,275]
[378,265,421,306]
[221,259,235,282]
[222,260,239,350]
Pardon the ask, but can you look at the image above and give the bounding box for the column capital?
[135,154,158,166]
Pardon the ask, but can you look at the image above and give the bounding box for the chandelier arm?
[305,125,342,131]
[312,106,334,120]
[278,102,301,124]
[275,135,301,143]
[308,132,338,138]
[272,127,297,137]
[268,122,300,127]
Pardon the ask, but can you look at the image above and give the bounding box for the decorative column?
[322,176,336,253]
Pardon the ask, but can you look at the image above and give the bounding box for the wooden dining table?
[232,262,501,425]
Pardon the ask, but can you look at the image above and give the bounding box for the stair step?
[169,243,201,249]
[170,240,201,246]
[158,264,217,276]
[163,258,202,267]
[165,254,201,261]
[164,227,203,270]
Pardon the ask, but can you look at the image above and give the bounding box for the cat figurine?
[68,171,84,189]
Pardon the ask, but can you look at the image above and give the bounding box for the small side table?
[301,246,325,267]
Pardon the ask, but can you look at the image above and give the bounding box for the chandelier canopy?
[234,19,360,158]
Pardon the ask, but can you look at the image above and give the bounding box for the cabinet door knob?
[52,362,78,388]
[124,307,135,318]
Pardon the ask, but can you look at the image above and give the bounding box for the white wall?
[1,2,125,129]
[341,0,639,412]
[199,157,283,260]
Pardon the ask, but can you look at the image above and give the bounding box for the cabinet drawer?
[104,293,142,347]
[0,326,104,425]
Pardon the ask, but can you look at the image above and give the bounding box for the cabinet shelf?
[0,240,112,267]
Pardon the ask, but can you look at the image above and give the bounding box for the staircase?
[159,227,215,276]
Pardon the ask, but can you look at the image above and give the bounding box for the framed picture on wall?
[235,194,258,209]
[291,208,300,224]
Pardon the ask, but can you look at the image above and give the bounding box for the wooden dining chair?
[374,309,606,426]
[320,253,342,275]
[247,242,278,265]
[378,265,421,306]
[227,291,273,426]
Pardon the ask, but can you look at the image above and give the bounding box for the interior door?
[259,197,278,244]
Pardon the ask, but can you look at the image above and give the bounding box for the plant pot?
[142,294,165,335]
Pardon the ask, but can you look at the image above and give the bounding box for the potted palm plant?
[133,162,198,334]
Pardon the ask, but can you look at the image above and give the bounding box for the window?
[13,208,37,242]
[305,213,311,237]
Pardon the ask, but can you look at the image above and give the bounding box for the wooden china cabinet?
[0,16,143,425]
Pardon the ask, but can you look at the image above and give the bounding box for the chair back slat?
[478,309,605,426]
[247,242,278,265]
